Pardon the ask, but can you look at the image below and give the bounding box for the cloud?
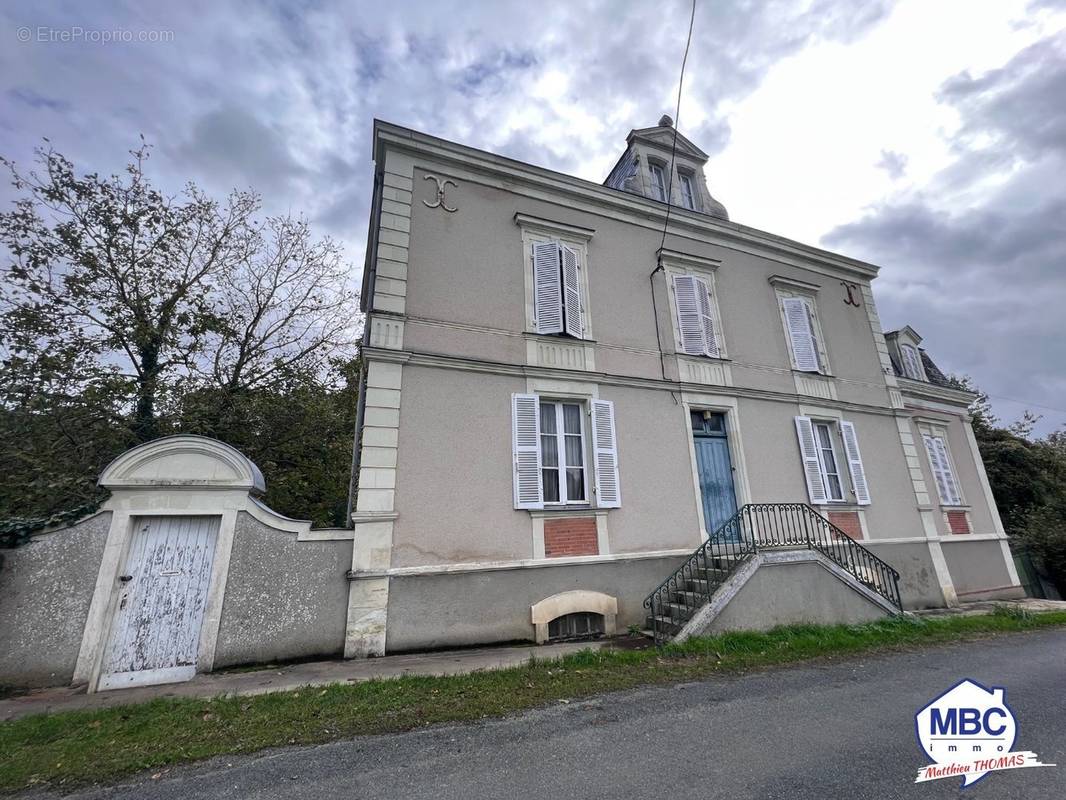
[0,0,894,273]
[824,30,1066,431]
[876,149,908,179]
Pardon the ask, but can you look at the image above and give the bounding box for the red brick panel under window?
[827,511,863,540]
[946,510,971,534]
[544,518,599,557]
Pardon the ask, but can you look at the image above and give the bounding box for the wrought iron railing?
[643,503,903,644]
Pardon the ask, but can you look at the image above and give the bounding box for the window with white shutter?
[512,394,621,510]
[901,344,925,381]
[560,244,583,338]
[591,399,621,508]
[922,433,962,506]
[672,273,721,358]
[512,393,543,509]
[532,241,563,335]
[839,421,871,505]
[795,416,866,504]
[795,416,829,504]
[530,240,585,339]
[782,297,821,372]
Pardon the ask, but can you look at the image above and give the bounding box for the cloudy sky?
[2,0,1064,433]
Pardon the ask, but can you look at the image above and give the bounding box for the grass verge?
[3,609,1065,793]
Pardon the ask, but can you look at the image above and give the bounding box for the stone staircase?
[643,503,904,644]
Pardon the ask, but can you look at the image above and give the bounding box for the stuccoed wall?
[213,511,350,668]
[862,540,946,609]
[942,539,1023,601]
[706,560,889,633]
[385,555,686,652]
[0,512,112,688]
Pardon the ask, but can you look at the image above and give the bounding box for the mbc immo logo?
[915,679,1055,787]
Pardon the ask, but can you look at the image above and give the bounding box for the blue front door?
[692,411,738,536]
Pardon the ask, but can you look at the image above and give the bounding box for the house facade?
[0,118,1028,693]
[345,118,1023,657]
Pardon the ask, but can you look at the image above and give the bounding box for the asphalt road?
[40,629,1065,800]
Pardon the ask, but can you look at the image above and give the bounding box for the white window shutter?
[673,275,705,355]
[902,345,923,380]
[783,297,819,372]
[933,436,961,505]
[591,399,621,508]
[922,434,950,504]
[512,393,543,509]
[695,277,720,357]
[532,241,563,335]
[560,244,583,338]
[795,416,828,504]
[839,420,871,505]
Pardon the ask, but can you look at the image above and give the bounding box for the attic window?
[901,344,925,381]
[649,163,667,201]
[679,172,697,210]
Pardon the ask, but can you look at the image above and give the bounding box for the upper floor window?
[671,273,721,358]
[531,240,584,338]
[778,294,829,374]
[679,172,697,210]
[901,344,925,380]
[649,163,667,201]
[517,214,594,342]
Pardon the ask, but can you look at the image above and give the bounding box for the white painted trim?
[663,260,728,359]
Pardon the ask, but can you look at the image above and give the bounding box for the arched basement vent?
[547,612,605,642]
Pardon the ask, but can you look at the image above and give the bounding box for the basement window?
[547,612,605,641]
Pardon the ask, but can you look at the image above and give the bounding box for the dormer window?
[649,163,667,201]
[679,172,697,210]
[901,344,925,381]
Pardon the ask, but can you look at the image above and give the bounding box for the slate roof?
[887,343,954,388]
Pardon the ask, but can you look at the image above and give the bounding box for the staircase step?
[644,615,683,636]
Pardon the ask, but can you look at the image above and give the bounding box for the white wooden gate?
[99,516,220,690]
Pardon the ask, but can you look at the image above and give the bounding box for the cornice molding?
[769,274,822,294]
[658,247,722,272]
[363,346,900,418]
[513,212,595,241]
[372,120,881,282]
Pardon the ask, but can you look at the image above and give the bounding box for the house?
[345,117,1023,656]
[0,117,1025,693]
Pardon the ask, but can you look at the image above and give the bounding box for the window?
[547,612,604,641]
[794,416,871,505]
[814,422,845,501]
[531,240,584,338]
[649,163,667,201]
[679,172,697,209]
[672,273,720,357]
[540,401,587,504]
[923,433,962,506]
[781,296,822,372]
[512,394,621,510]
[901,344,925,380]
